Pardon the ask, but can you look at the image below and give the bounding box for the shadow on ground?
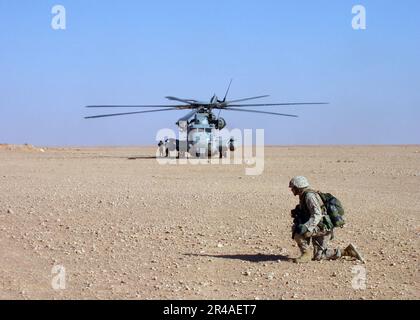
[185,253,293,263]
[127,156,157,160]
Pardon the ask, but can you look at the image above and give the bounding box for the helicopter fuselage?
[167,107,233,158]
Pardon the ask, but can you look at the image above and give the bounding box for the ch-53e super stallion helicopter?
[85,80,327,158]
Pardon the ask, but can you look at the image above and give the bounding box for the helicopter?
[85,80,328,158]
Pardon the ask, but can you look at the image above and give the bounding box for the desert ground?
[0,144,419,300]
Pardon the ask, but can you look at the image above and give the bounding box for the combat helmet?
[289,176,310,189]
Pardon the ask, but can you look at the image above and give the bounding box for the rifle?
[291,206,302,239]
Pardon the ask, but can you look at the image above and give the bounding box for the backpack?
[317,192,346,228]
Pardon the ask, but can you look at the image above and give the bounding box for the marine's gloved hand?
[295,224,309,235]
[291,205,300,218]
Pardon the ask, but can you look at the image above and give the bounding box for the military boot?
[293,251,312,263]
[342,243,365,263]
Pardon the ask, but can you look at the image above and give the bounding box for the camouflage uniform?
[293,189,341,260]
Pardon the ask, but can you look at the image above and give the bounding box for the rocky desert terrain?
[0,145,419,299]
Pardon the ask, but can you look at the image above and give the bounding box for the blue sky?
[1,0,419,146]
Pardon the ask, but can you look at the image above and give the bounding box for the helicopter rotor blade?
[225,95,270,104]
[227,102,329,107]
[85,107,180,119]
[165,96,198,105]
[86,104,191,108]
[223,107,298,117]
[222,79,233,102]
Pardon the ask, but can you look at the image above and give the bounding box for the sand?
[0,145,419,299]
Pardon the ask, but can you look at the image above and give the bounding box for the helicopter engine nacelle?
[216,117,226,130]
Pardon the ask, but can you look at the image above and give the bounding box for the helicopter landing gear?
[219,146,228,159]
[177,151,187,159]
